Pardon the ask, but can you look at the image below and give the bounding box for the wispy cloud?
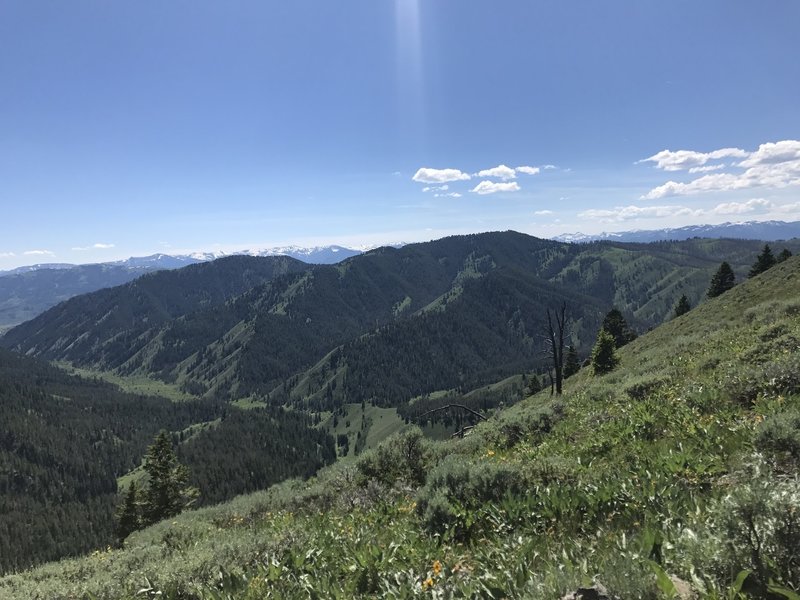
[688,164,726,174]
[534,210,554,215]
[711,198,772,215]
[435,192,462,198]
[422,184,449,192]
[639,147,747,171]
[72,242,116,251]
[470,181,521,195]
[0,252,15,258]
[578,205,701,222]
[774,201,800,214]
[412,168,471,184]
[642,140,800,200]
[24,250,55,256]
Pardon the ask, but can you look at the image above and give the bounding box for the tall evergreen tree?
[564,345,580,378]
[777,248,793,263]
[673,294,691,318]
[591,329,619,375]
[749,244,777,278]
[115,482,141,542]
[142,431,198,526]
[707,262,736,298]
[601,308,636,348]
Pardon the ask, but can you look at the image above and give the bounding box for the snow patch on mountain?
[553,220,800,243]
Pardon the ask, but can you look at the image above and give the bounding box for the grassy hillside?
[3,256,798,598]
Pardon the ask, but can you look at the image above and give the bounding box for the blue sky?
[1,1,799,268]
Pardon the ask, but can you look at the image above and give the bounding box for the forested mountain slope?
[0,264,157,330]
[3,252,798,599]
[4,232,797,409]
[0,347,334,574]
[2,255,308,367]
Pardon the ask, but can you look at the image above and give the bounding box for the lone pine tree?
[601,308,636,348]
[673,294,691,318]
[591,329,619,375]
[749,244,777,278]
[707,262,736,298]
[114,481,140,542]
[141,430,198,527]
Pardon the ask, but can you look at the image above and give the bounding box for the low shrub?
[356,427,432,489]
[755,409,800,460]
[416,454,527,540]
[723,354,800,405]
[674,460,800,594]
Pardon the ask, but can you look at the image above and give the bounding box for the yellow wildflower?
[432,560,442,576]
[422,576,434,590]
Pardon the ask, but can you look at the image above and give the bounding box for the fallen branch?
[417,404,488,422]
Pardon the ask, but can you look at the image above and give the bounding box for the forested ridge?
[0,348,335,573]
[5,232,798,412]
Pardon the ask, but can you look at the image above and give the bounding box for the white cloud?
[578,205,701,222]
[412,167,471,184]
[24,250,55,256]
[0,252,15,258]
[534,210,554,215]
[422,184,449,193]
[739,140,800,168]
[434,192,462,198]
[642,140,800,200]
[688,164,726,174]
[470,181,521,195]
[477,164,517,180]
[640,147,747,171]
[542,164,557,170]
[711,198,773,215]
[774,202,800,214]
[516,166,541,175]
[72,242,116,251]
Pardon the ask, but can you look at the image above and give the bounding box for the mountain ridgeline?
[4,232,798,414]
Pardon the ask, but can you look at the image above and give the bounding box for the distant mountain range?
[6,231,800,410]
[0,245,363,277]
[0,246,363,328]
[554,220,800,243]
[1,224,797,330]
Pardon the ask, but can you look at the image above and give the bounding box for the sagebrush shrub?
[675,460,800,593]
[356,427,431,488]
[416,454,527,539]
[755,409,800,460]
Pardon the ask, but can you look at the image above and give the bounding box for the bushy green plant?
[724,355,800,405]
[674,460,800,594]
[491,400,565,448]
[416,454,527,539]
[755,409,800,460]
[356,427,431,488]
